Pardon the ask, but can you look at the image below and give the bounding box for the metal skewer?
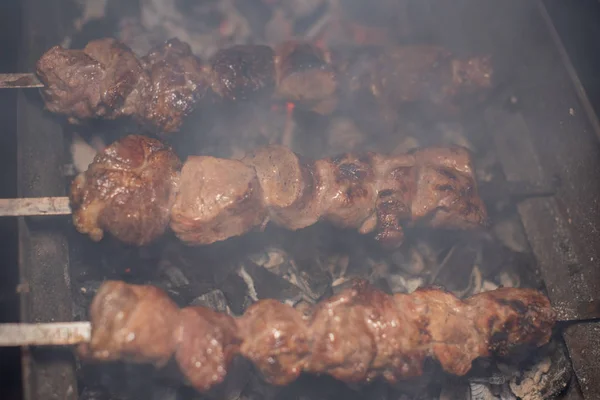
[0,322,90,346]
[0,197,71,216]
[0,73,44,89]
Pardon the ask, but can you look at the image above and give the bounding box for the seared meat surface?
[36,38,493,132]
[70,135,181,246]
[170,156,268,244]
[36,38,149,123]
[71,136,487,247]
[141,38,207,132]
[210,45,275,101]
[79,280,179,365]
[80,279,555,392]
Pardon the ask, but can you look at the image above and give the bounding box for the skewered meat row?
[70,135,487,247]
[79,279,555,392]
[36,38,493,133]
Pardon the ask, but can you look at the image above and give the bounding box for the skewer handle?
[0,322,91,347]
[0,197,72,216]
[0,73,44,89]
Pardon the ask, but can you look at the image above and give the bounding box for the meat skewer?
[46,134,486,248]
[0,135,488,247]
[2,38,493,132]
[0,279,556,392]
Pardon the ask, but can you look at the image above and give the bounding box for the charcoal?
[203,358,252,400]
[270,375,363,400]
[220,273,255,315]
[78,362,161,400]
[248,246,291,271]
[289,258,332,302]
[385,274,425,294]
[467,382,495,400]
[508,342,572,400]
[237,261,308,306]
[150,386,180,400]
[492,216,529,254]
[390,245,429,276]
[189,288,230,313]
[79,387,111,400]
[78,280,103,299]
[157,262,191,288]
[439,380,469,400]
[430,243,479,298]
[325,253,350,286]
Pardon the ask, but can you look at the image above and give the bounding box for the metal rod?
[0,197,71,216]
[0,73,44,89]
[0,322,91,346]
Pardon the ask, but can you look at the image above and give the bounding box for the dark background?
[0,0,598,398]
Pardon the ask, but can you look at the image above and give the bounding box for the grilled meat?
[71,135,487,247]
[141,39,207,132]
[36,38,493,133]
[36,38,150,123]
[170,156,268,245]
[333,45,493,120]
[79,279,555,392]
[210,44,275,101]
[70,135,181,246]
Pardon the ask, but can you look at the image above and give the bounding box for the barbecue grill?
[7,0,600,399]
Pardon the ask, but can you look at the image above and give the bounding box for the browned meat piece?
[237,299,310,385]
[70,135,181,245]
[141,38,208,133]
[274,41,338,114]
[319,153,378,230]
[409,147,488,229]
[83,279,555,392]
[209,45,275,102]
[170,156,267,245]
[78,280,179,365]
[242,145,322,229]
[335,45,493,120]
[36,38,149,123]
[174,307,240,391]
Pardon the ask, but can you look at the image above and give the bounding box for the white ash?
[509,357,552,400]
[497,270,520,288]
[70,133,100,174]
[468,382,496,400]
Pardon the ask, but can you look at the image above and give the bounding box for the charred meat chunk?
[209,45,275,101]
[141,38,208,133]
[274,41,338,113]
[170,156,267,245]
[78,280,179,365]
[70,135,181,245]
[36,38,149,123]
